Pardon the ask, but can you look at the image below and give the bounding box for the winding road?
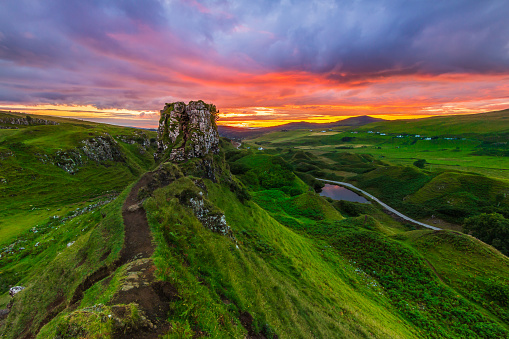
[316,178,441,231]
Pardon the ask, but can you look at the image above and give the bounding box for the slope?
[2,107,509,338]
[356,109,509,136]
[0,111,157,244]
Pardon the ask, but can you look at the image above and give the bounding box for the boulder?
[9,286,25,297]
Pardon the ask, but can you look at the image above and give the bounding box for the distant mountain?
[218,115,383,139]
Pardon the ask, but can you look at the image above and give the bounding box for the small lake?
[319,184,370,203]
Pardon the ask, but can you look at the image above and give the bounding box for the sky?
[1,0,508,128]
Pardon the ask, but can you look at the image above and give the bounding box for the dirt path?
[110,172,176,338]
[119,173,155,263]
[65,173,176,338]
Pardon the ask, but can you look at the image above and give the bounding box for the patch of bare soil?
[239,311,268,339]
[110,259,177,338]
[119,173,155,262]
[110,172,178,338]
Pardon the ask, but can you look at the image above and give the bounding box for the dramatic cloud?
[0,0,508,126]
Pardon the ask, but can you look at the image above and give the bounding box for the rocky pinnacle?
[156,101,219,161]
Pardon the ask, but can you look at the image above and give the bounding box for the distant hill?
[218,115,383,139]
[357,109,509,136]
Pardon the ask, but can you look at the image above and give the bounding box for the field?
[247,128,509,181]
[356,109,509,136]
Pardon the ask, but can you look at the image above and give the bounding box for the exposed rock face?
[81,136,124,163]
[116,132,154,154]
[54,134,125,174]
[0,116,59,126]
[157,101,219,161]
[178,187,231,236]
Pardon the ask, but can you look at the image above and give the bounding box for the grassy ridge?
[0,112,157,244]
[2,151,509,338]
[2,111,509,338]
[225,149,509,337]
[357,109,509,136]
[404,230,509,326]
[142,175,416,338]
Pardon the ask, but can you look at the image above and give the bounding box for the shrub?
[413,159,427,169]
[463,213,509,255]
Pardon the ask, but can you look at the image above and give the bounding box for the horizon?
[2,106,507,130]
[1,1,509,127]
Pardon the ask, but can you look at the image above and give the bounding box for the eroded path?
[120,173,155,262]
[111,173,176,338]
[67,173,176,339]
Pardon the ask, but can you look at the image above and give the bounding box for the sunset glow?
[1,1,508,127]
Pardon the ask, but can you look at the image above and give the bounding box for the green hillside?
[357,109,509,136]
[0,111,157,243]
[245,109,509,181]
[244,109,509,250]
[1,113,508,338]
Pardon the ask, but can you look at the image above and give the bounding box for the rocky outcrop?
[116,132,155,154]
[81,136,124,163]
[156,101,219,161]
[0,286,26,319]
[0,116,59,126]
[54,149,83,174]
[178,186,231,236]
[54,134,125,174]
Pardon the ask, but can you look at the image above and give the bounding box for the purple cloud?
[0,0,508,116]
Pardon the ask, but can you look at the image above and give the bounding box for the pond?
[319,184,370,203]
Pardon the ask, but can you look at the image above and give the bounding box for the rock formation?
[0,116,59,126]
[54,135,125,174]
[156,101,219,161]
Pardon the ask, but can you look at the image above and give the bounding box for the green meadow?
[247,128,509,180]
[246,110,509,232]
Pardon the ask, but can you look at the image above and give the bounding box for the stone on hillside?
[81,136,124,163]
[9,286,25,297]
[0,308,9,319]
[0,115,59,126]
[178,188,230,236]
[156,101,219,161]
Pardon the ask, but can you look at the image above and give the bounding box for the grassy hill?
[0,111,157,244]
[357,109,509,136]
[245,109,509,181]
[1,113,509,338]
